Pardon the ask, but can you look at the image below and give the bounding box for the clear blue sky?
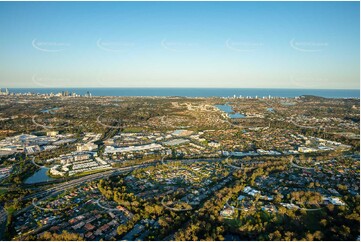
[0,1,359,89]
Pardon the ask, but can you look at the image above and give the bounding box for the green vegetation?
[38,230,84,241]
[4,158,38,184]
[71,167,112,177]
[0,95,359,241]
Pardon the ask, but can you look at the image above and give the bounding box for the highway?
[16,157,223,216]
[22,165,145,201]
[14,155,294,217]
[14,163,151,216]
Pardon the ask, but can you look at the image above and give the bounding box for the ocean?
[7,88,360,98]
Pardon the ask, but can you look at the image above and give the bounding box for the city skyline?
[0,1,360,89]
[0,2,359,239]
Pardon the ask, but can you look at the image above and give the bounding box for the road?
[19,156,230,215]
[96,114,122,129]
[290,198,323,211]
[30,157,44,168]
[290,157,314,170]
[32,115,54,129]
[15,155,295,219]
[32,198,64,212]
[290,120,320,130]
[23,163,151,200]
[290,120,331,134]
[95,198,120,212]
[15,164,150,216]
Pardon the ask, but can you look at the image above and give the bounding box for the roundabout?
[96,198,120,212]
[96,114,123,129]
[32,115,70,130]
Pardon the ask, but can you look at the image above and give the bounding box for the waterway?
[215,104,246,119]
[41,107,59,114]
[25,167,55,184]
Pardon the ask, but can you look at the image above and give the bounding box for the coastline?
[2,87,360,99]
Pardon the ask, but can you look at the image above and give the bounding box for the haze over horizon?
[0,1,359,89]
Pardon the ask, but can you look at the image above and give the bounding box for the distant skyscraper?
[0,88,9,95]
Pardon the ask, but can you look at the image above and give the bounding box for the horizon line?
[2,87,360,90]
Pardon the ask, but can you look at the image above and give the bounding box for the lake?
[25,167,55,184]
[215,104,246,119]
[41,107,59,114]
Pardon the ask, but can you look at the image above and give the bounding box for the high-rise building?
[0,88,10,95]
[61,91,69,96]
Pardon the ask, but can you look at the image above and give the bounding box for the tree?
[337,184,347,192]
[319,219,327,227]
[313,231,324,240]
[278,206,286,215]
[305,232,314,241]
[269,230,282,240]
[274,193,282,204]
[339,225,351,239]
[117,224,128,236]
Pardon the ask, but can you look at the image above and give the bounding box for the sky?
[0,1,359,89]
